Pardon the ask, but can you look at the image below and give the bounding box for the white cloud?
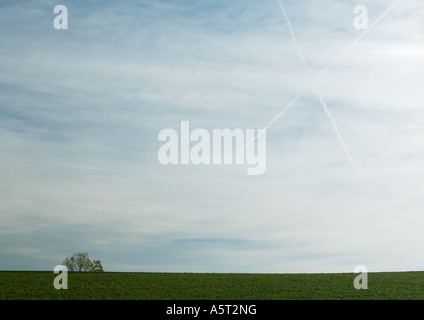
[0,0,423,272]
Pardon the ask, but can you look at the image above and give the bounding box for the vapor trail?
[318,97,358,170]
[277,0,357,170]
[277,0,308,70]
[264,0,402,129]
[248,0,402,165]
[318,0,402,80]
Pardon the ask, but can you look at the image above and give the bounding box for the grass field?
[1,271,424,300]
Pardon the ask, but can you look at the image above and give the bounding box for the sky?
[0,0,423,273]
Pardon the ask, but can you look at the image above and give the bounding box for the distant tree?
[92,259,104,272]
[62,255,77,271]
[62,252,104,272]
[75,252,93,272]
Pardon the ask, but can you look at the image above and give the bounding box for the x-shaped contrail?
[277,0,357,170]
[249,0,402,170]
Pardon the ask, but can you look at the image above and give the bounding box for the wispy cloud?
[0,0,423,273]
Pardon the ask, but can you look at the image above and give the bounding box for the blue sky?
[1,0,424,273]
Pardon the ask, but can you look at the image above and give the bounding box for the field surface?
[1,271,424,300]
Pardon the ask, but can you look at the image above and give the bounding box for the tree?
[92,260,104,272]
[62,252,104,272]
[62,255,77,271]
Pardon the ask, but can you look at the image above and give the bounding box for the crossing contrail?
[246,0,401,167]
[277,0,357,170]
[245,0,402,164]
[268,0,403,123]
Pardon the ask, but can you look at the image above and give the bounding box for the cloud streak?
[0,0,423,273]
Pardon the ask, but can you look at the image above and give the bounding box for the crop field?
[1,271,424,300]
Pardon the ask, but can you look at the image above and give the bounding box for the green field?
[1,271,424,300]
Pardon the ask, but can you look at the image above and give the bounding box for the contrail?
[247,0,401,163]
[318,0,402,80]
[263,91,305,130]
[318,97,357,170]
[267,0,402,125]
[244,90,306,150]
[277,0,357,170]
[277,0,308,70]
